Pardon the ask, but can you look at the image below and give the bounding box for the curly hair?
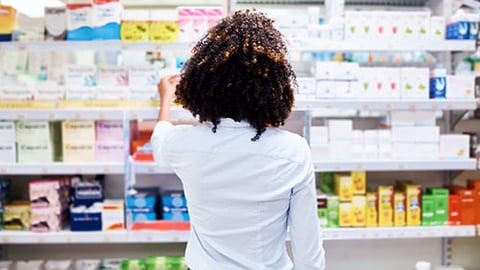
[175,9,296,141]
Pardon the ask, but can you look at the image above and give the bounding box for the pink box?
[96,121,123,142]
[96,141,124,162]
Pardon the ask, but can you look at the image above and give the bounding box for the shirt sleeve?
[150,121,175,166]
[288,143,325,270]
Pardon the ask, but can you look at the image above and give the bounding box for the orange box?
[467,179,480,225]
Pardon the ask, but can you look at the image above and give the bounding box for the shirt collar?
[207,118,251,128]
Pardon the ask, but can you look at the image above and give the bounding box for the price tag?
[15,113,26,119]
[73,112,82,119]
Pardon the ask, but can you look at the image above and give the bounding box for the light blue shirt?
[151,118,325,270]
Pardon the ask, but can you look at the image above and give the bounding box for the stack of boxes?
[96,121,124,162]
[16,121,61,163]
[126,187,159,225]
[162,190,189,222]
[70,178,104,231]
[62,121,96,163]
[0,122,16,163]
[29,179,70,232]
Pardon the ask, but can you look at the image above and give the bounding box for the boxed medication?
[62,121,95,143]
[17,143,53,163]
[339,202,352,227]
[15,121,51,143]
[102,199,124,231]
[310,126,329,145]
[70,203,102,231]
[377,186,393,227]
[430,68,447,99]
[62,142,95,163]
[400,68,429,99]
[30,206,67,232]
[335,174,353,201]
[0,122,15,143]
[45,7,67,41]
[430,16,445,39]
[327,196,339,228]
[352,195,366,227]
[446,75,476,99]
[96,66,128,100]
[149,10,180,43]
[0,144,16,163]
[128,207,157,222]
[128,66,160,100]
[66,3,94,41]
[3,201,30,230]
[96,142,124,162]
[448,194,461,226]
[71,179,103,207]
[422,195,435,226]
[427,188,449,226]
[162,207,189,221]
[440,134,470,159]
[351,171,366,195]
[120,10,149,42]
[401,184,422,226]
[29,179,70,208]
[92,0,122,40]
[394,192,406,227]
[317,196,328,228]
[96,121,123,142]
[366,192,378,227]
[327,120,353,140]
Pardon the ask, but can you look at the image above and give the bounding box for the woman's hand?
[157,75,180,122]
[158,74,180,105]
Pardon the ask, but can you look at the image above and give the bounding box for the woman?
[151,10,325,270]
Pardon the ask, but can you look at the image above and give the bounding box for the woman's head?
[175,9,296,141]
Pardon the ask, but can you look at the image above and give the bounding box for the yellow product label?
[366,192,378,227]
[394,192,406,227]
[120,21,149,42]
[352,195,366,227]
[405,185,421,226]
[335,174,353,202]
[339,202,352,227]
[149,21,179,43]
[351,171,366,195]
[378,186,393,227]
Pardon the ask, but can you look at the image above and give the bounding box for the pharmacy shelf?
[313,159,478,172]
[0,39,475,52]
[321,226,476,240]
[294,39,476,52]
[296,99,479,111]
[0,163,124,175]
[0,226,473,244]
[0,107,194,121]
[0,230,189,244]
[0,41,193,52]
[134,162,174,174]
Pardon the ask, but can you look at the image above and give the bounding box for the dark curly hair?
[175,9,296,141]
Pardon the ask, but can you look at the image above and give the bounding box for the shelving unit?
[0,163,124,175]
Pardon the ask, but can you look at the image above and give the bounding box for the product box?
[35,85,65,101]
[430,68,447,99]
[339,202,352,227]
[65,87,97,100]
[327,196,339,228]
[102,199,124,231]
[120,10,149,42]
[315,81,336,99]
[66,65,96,87]
[66,3,94,41]
[92,0,122,40]
[17,143,53,163]
[162,190,187,208]
[448,194,461,226]
[128,66,159,100]
[30,206,66,232]
[71,180,103,207]
[392,143,415,160]
[457,189,476,225]
[351,195,366,227]
[446,75,476,99]
[96,142,124,162]
[163,206,189,221]
[467,179,480,225]
[328,120,353,141]
[400,68,429,99]
[3,201,30,231]
[149,10,180,43]
[96,121,123,142]
[127,190,157,209]
[62,121,95,143]
[401,184,422,226]
[414,143,440,160]
[0,144,16,163]
[394,192,406,227]
[415,111,437,127]
[96,66,128,99]
[0,87,34,101]
[422,195,435,226]
[29,179,70,208]
[297,77,316,95]
[128,207,157,222]
[382,68,401,99]
[0,122,15,143]
[439,134,470,159]
[0,5,16,41]
[430,16,445,39]
[366,192,378,227]
[70,204,102,231]
[317,196,328,228]
[335,174,353,201]
[310,126,329,145]
[15,121,51,143]
[428,188,449,225]
[320,172,334,194]
[329,141,353,160]
[377,186,393,227]
[62,142,95,163]
[16,261,44,270]
[388,111,415,127]
[45,7,67,41]
[351,171,366,195]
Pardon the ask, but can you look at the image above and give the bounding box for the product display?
[0,1,480,269]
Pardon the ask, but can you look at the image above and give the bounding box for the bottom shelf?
[0,226,475,244]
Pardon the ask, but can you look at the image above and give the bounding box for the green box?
[320,172,334,194]
[422,195,435,226]
[427,188,449,226]
[327,196,339,228]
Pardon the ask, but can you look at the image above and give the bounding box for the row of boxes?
[0,120,126,163]
[298,65,475,100]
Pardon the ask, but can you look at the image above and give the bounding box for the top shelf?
[0,40,475,52]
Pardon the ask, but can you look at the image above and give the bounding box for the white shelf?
[0,226,473,244]
[322,226,476,240]
[296,99,479,111]
[134,162,174,174]
[0,108,193,121]
[0,230,189,244]
[0,163,124,175]
[0,40,475,52]
[313,159,478,172]
[294,39,476,52]
[0,41,193,52]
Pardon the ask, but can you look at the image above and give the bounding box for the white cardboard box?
[446,75,476,99]
[310,126,329,144]
[390,111,416,126]
[400,68,430,99]
[330,141,353,160]
[16,121,51,143]
[440,134,470,159]
[62,142,96,163]
[102,199,125,231]
[297,77,316,95]
[311,144,330,160]
[0,122,15,143]
[415,111,437,126]
[430,16,445,40]
[0,144,16,163]
[328,120,353,140]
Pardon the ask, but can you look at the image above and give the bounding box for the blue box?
[447,21,470,40]
[162,206,189,221]
[70,211,102,231]
[161,190,187,208]
[126,193,156,209]
[72,184,103,207]
[127,208,156,222]
[429,71,447,99]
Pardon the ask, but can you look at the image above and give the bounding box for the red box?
[467,179,480,225]
[448,194,461,226]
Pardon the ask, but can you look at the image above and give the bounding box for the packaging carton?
[394,192,406,227]
[366,192,378,227]
[339,202,352,227]
[352,195,366,227]
[351,171,366,195]
[448,194,461,226]
[427,188,449,226]
[422,195,435,226]
[335,174,353,201]
[327,196,339,228]
[377,186,393,227]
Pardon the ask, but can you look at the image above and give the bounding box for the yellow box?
[62,121,95,143]
[394,192,406,227]
[366,192,378,227]
[378,186,393,227]
[335,174,353,201]
[0,5,17,35]
[62,142,95,163]
[339,202,352,227]
[352,195,366,227]
[404,185,422,226]
[351,171,366,195]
